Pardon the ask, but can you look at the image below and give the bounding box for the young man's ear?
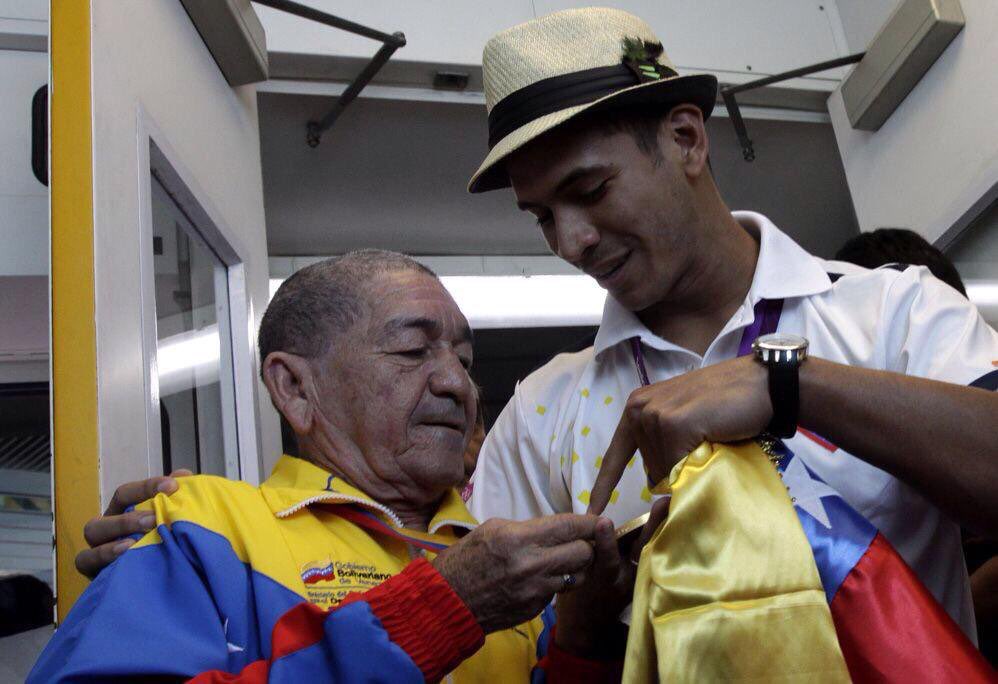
[262,351,316,436]
[664,104,709,178]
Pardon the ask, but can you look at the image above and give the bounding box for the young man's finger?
[83,510,156,547]
[588,417,638,515]
[103,476,180,516]
[75,538,135,580]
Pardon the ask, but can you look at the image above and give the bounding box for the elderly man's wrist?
[344,557,484,680]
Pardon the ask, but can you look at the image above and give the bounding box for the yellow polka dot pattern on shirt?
[581,388,590,398]
[536,405,546,415]
[594,455,603,469]
[581,426,591,437]
[577,488,619,506]
[571,451,579,464]
[603,396,613,405]
[641,486,652,502]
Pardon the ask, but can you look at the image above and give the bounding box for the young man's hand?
[589,355,769,514]
[75,470,193,579]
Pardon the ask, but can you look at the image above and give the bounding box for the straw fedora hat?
[469,7,717,193]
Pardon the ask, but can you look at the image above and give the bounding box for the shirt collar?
[593,211,833,355]
[260,455,478,534]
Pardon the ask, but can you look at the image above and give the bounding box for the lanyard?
[629,298,784,387]
[333,505,455,553]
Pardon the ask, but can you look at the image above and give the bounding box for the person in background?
[0,573,53,638]
[834,228,968,296]
[32,251,636,682]
[835,227,997,666]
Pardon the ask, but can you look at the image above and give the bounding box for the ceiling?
[258,93,860,259]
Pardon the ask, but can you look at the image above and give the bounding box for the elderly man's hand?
[432,514,601,634]
[554,496,670,657]
[75,470,193,579]
[589,355,770,514]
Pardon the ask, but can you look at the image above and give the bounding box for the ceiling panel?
[259,93,859,258]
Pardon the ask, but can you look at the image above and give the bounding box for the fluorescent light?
[269,278,283,301]
[157,325,221,395]
[966,280,998,328]
[440,275,605,328]
[268,275,605,329]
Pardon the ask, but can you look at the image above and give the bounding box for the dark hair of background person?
[0,574,53,637]
[834,228,967,297]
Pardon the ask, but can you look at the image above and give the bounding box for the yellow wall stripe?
[50,0,99,621]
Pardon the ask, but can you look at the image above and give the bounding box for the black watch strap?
[766,361,799,438]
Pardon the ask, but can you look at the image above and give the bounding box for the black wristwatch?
[751,333,809,438]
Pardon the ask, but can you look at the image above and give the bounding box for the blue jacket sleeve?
[28,521,476,682]
[27,519,272,682]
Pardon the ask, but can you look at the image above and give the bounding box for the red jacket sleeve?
[189,558,484,683]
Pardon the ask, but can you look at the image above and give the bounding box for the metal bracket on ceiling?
[720,52,865,162]
[251,0,406,147]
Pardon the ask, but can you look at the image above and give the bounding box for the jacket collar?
[260,455,478,535]
[593,211,833,355]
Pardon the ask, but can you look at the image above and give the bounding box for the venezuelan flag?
[624,440,995,682]
[773,441,995,682]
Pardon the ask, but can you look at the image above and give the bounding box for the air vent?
[840,0,964,131]
[433,71,470,91]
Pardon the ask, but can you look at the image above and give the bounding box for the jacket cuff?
[541,628,624,683]
[342,557,484,681]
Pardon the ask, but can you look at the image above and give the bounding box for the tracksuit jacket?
[29,455,618,682]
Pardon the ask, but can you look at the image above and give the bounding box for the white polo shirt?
[469,211,998,641]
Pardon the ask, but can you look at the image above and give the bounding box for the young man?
[465,7,998,655]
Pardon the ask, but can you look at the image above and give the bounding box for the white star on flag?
[224,617,245,653]
[783,456,839,529]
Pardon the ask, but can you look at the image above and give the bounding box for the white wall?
[0,48,47,277]
[832,0,900,53]
[0,275,47,383]
[0,0,46,50]
[827,0,998,243]
[89,0,280,499]
[257,0,850,89]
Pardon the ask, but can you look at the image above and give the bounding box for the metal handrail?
[720,52,865,161]
[252,0,406,147]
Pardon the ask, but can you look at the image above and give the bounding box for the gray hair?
[258,249,436,368]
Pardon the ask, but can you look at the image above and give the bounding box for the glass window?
[150,176,238,477]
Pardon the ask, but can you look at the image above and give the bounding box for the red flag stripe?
[830,533,995,683]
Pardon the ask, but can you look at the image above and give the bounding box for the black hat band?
[486,63,677,149]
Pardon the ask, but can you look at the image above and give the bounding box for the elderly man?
[30,251,629,682]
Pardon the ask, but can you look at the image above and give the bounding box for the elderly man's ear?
[262,352,318,435]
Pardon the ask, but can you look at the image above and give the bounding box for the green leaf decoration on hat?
[621,37,671,83]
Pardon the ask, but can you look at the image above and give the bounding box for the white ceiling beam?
[257,79,831,124]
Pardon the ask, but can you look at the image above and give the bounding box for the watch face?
[754,333,808,352]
